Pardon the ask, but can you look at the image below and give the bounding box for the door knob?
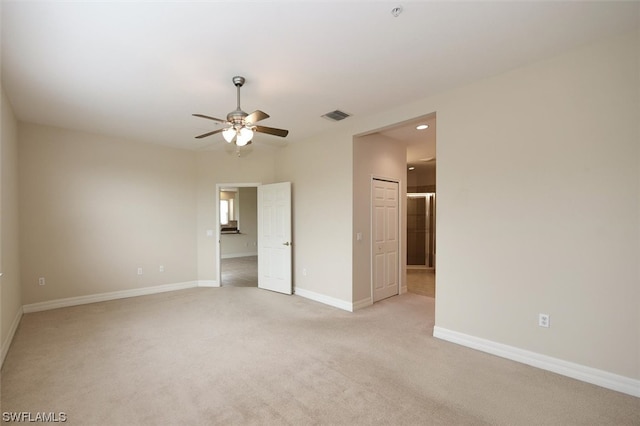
[283,242,291,246]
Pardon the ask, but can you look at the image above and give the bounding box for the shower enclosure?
[407,193,436,268]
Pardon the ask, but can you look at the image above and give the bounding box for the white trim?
[197,280,219,288]
[433,326,640,398]
[221,252,257,259]
[23,281,199,313]
[1,307,23,367]
[294,287,353,312]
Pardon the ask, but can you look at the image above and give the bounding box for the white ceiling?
[2,1,638,159]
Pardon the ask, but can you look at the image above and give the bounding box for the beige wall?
[275,129,353,303]
[433,30,639,380]
[17,125,277,296]
[348,30,636,380]
[352,133,408,305]
[279,30,638,381]
[1,86,22,360]
[18,124,198,304]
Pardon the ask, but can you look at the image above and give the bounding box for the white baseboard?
[294,287,353,312]
[433,326,640,398]
[23,281,199,313]
[197,280,220,288]
[1,307,23,367]
[221,252,257,259]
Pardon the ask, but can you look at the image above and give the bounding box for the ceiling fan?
[193,76,289,147]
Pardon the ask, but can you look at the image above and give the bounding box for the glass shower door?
[407,194,435,268]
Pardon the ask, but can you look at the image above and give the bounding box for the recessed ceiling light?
[416,124,429,130]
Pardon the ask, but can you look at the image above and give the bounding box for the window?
[220,199,230,225]
[220,190,239,233]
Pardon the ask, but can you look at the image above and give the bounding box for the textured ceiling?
[2,1,638,158]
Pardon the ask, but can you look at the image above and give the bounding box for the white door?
[372,179,400,302]
[258,182,292,294]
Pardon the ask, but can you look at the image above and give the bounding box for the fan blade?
[245,110,269,124]
[254,125,289,137]
[193,113,226,123]
[195,128,224,139]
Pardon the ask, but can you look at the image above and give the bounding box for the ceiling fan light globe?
[222,127,236,143]
[236,127,253,146]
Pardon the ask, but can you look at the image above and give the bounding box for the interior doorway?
[407,193,436,268]
[405,113,436,298]
[406,193,436,298]
[216,182,293,294]
[217,183,260,287]
[355,111,437,302]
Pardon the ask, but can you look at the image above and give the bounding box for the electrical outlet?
[538,313,550,328]
[38,277,46,286]
[159,265,165,273]
[137,267,143,275]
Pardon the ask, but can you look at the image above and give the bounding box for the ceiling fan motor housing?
[227,110,249,126]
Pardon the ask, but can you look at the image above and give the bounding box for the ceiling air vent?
[322,110,351,122]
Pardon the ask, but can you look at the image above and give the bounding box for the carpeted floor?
[1,288,638,425]
[222,257,436,298]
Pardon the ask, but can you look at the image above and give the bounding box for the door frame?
[370,175,403,302]
[216,182,261,286]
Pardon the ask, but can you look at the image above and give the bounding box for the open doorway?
[406,193,436,297]
[217,184,259,287]
[406,114,436,298]
[354,111,436,303]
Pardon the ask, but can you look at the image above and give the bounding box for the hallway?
[407,268,435,298]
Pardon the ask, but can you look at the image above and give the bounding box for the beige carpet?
[1,288,638,425]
